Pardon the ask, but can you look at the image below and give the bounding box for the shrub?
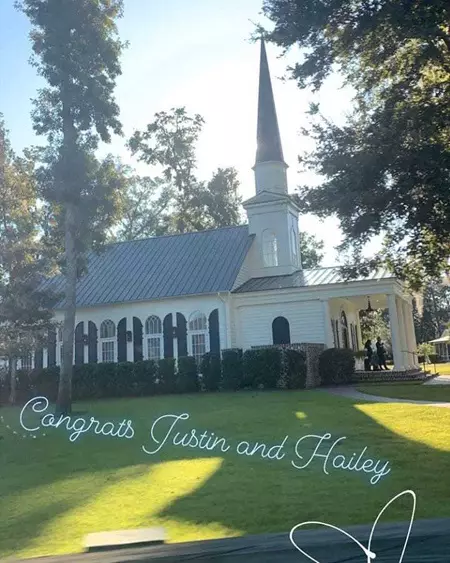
[284,349,307,389]
[133,360,158,396]
[94,362,118,398]
[319,348,355,385]
[32,366,59,402]
[158,358,177,394]
[222,349,243,391]
[201,353,222,391]
[243,348,281,389]
[177,356,199,393]
[73,363,98,400]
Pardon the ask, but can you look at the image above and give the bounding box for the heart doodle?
[289,490,416,563]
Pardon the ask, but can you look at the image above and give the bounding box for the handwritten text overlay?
[20,397,391,486]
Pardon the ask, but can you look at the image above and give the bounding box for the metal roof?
[233,267,395,293]
[44,225,253,309]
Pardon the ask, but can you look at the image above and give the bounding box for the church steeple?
[255,39,285,165]
[253,39,288,195]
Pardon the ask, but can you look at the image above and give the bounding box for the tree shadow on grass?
[152,392,450,539]
[0,391,449,557]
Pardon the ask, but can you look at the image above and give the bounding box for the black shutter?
[88,321,98,363]
[133,317,143,362]
[117,318,127,362]
[75,322,84,365]
[163,313,173,358]
[177,313,188,357]
[208,308,220,354]
[47,327,56,367]
[272,316,291,345]
[34,347,44,369]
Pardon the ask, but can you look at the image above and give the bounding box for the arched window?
[262,230,278,267]
[100,319,116,362]
[290,228,298,265]
[145,315,163,361]
[188,311,208,363]
[272,316,291,345]
[341,311,349,349]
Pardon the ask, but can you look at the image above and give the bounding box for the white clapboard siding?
[236,299,324,350]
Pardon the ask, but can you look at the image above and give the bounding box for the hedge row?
[1,347,308,403]
[319,348,356,385]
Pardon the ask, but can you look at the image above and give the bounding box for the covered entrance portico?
[325,288,419,371]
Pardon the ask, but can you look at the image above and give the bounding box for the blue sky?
[0,0,364,266]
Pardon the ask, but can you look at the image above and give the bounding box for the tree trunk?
[9,357,17,405]
[56,201,77,415]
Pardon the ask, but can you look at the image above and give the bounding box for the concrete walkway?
[424,375,450,385]
[324,386,450,408]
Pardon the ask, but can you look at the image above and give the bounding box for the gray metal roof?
[44,226,253,308]
[233,267,395,293]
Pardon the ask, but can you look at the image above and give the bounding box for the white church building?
[32,40,418,378]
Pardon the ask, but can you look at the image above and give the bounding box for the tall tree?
[115,173,173,241]
[262,0,450,289]
[19,0,126,413]
[128,107,242,235]
[414,281,450,343]
[299,231,324,269]
[0,117,56,403]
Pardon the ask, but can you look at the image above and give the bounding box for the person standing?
[364,339,373,371]
[376,337,388,370]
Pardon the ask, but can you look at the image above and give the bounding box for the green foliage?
[417,342,435,358]
[319,348,355,385]
[0,117,58,403]
[115,173,174,241]
[263,0,450,288]
[18,0,126,413]
[177,356,199,393]
[221,349,244,391]
[284,349,307,389]
[127,108,242,236]
[414,281,450,343]
[299,231,324,269]
[200,352,222,392]
[72,363,97,401]
[243,348,282,389]
[158,358,177,394]
[359,309,391,347]
[132,360,158,396]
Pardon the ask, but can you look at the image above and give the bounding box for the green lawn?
[1,391,449,560]
[435,362,450,375]
[356,382,450,402]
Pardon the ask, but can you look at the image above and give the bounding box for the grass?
[432,362,450,375]
[356,382,450,402]
[0,391,449,559]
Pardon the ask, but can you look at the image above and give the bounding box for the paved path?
[324,386,450,407]
[424,375,450,385]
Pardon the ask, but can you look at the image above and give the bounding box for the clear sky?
[0,0,366,266]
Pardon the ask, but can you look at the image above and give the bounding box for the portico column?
[388,294,403,370]
[397,300,409,369]
[405,301,418,367]
[322,300,334,348]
